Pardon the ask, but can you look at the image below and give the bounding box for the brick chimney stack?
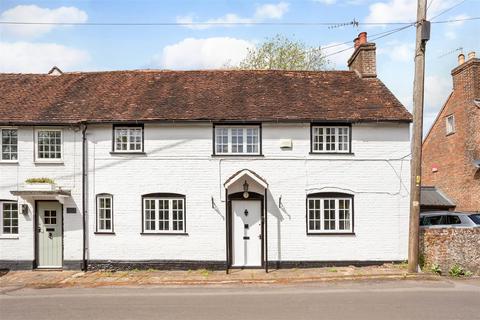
[452,51,479,101]
[347,32,377,78]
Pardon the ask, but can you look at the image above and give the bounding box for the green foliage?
[25,177,55,184]
[236,34,328,71]
[328,268,338,273]
[430,264,442,275]
[419,255,425,269]
[449,265,471,277]
[198,268,210,277]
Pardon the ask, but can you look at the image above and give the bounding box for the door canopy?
[224,169,268,196]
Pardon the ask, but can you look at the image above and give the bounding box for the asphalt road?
[1,279,479,320]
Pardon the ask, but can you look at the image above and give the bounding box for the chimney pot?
[348,31,376,78]
[458,53,465,65]
[354,37,360,49]
[358,32,367,45]
[467,51,476,60]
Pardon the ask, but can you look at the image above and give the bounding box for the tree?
[237,35,328,71]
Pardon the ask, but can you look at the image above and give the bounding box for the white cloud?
[313,0,338,5]
[378,41,414,62]
[322,42,354,69]
[177,2,289,29]
[152,37,254,69]
[443,14,470,40]
[0,41,90,73]
[425,74,451,112]
[254,2,289,19]
[0,5,87,38]
[365,0,460,24]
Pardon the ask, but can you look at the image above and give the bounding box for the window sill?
[0,235,19,239]
[211,154,264,157]
[307,232,355,236]
[140,232,189,236]
[110,152,146,155]
[446,132,455,136]
[34,161,64,165]
[309,152,354,155]
[0,161,19,164]
[94,231,115,235]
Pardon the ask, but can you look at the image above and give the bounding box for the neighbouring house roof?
[420,186,456,208]
[0,70,412,125]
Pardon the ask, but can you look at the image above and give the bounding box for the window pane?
[231,128,244,153]
[246,128,259,153]
[215,128,229,154]
[308,199,321,231]
[115,127,142,152]
[37,130,62,159]
[338,199,351,231]
[144,199,156,230]
[1,129,18,161]
[323,199,336,230]
[2,203,18,234]
[172,199,184,231]
[97,195,113,231]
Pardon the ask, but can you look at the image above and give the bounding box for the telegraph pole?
[408,0,429,273]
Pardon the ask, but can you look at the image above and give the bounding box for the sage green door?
[37,201,63,268]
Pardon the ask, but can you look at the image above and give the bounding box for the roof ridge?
[1,69,356,76]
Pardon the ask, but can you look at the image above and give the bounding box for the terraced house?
[0,33,412,271]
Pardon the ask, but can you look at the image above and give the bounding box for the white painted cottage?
[0,33,412,271]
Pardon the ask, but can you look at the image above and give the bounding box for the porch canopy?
[224,169,268,191]
[11,189,71,204]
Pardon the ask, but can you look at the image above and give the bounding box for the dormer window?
[446,115,455,135]
[113,125,144,153]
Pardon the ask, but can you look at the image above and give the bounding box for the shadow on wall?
[1,139,191,191]
[266,189,291,263]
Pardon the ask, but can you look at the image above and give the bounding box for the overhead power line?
[429,0,467,20]
[0,16,476,27]
[323,23,415,58]
[432,16,480,23]
[0,20,416,26]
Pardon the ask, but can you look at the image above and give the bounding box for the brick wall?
[348,43,377,78]
[420,228,480,275]
[422,58,480,212]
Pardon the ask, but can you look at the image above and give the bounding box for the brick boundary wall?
[420,228,480,275]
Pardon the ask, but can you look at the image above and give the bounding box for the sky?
[0,0,479,133]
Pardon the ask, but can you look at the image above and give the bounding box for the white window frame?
[1,127,18,162]
[446,115,455,135]
[113,126,143,153]
[311,126,350,153]
[214,125,260,155]
[307,197,353,234]
[0,201,19,236]
[143,197,186,234]
[96,194,113,233]
[35,128,63,162]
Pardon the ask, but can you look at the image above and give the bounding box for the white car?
[420,211,480,228]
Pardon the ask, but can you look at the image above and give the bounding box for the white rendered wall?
[86,122,410,262]
[0,126,83,264]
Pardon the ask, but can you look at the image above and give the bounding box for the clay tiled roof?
[0,70,411,124]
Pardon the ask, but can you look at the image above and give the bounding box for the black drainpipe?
[81,123,88,271]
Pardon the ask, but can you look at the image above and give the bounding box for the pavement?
[1,278,479,320]
[0,263,430,290]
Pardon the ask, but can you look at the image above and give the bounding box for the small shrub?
[430,264,441,275]
[198,269,210,277]
[328,268,338,273]
[25,177,55,184]
[449,265,471,277]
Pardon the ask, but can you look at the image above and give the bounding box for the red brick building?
[422,52,480,212]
